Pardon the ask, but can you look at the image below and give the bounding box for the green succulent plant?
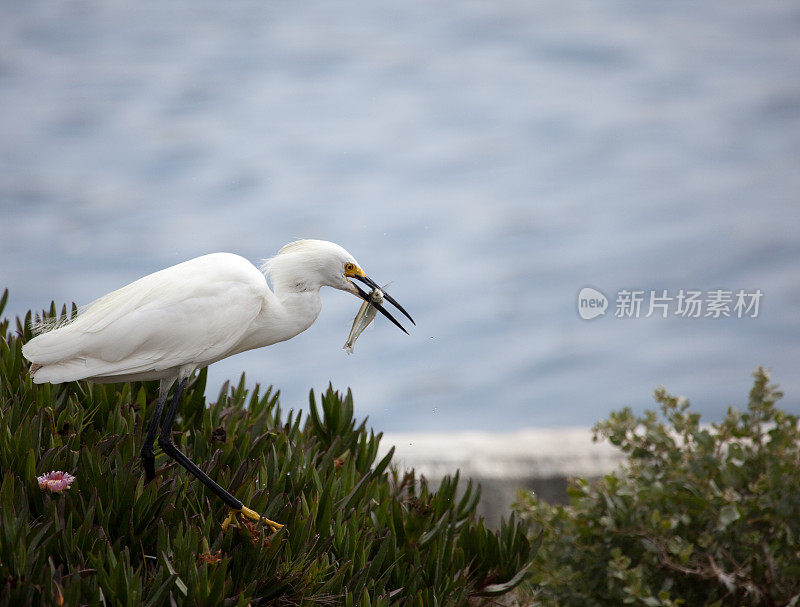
[0,290,536,606]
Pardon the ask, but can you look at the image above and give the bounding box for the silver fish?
[343,287,384,354]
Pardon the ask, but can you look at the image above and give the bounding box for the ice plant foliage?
[197,550,222,566]
[0,290,535,606]
[36,470,75,493]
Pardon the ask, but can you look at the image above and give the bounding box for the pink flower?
[37,470,76,493]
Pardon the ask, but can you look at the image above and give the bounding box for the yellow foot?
[221,505,283,534]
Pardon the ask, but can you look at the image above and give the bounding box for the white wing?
[23,253,267,383]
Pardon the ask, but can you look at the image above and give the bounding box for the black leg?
[157,377,244,510]
[141,386,168,482]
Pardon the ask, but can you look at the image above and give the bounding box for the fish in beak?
[346,273,415,335]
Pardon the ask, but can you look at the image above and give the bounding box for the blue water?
[2,1,799,431]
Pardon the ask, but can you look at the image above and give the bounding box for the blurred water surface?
[2,1,799,431]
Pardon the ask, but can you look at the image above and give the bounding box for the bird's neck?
[236,285,322,353]
[273,287,323,337]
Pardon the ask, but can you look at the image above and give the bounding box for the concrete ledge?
[380,427,624,480]
[379,428,625,525]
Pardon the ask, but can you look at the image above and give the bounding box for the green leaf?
[717,504,740,530]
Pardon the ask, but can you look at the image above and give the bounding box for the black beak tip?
[352,274,415,328]
[350,275,413,334]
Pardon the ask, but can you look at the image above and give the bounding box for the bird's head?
[265,239,415,333]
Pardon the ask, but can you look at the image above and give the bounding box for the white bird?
[22,239,414,532]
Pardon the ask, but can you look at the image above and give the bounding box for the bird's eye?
[344,263,355,273]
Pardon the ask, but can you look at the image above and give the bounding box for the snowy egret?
[22,239,414,532]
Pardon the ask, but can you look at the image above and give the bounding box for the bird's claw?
[221,505,283,534]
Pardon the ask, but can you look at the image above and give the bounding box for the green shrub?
[0,289,536,606]
[516,367,800,606]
